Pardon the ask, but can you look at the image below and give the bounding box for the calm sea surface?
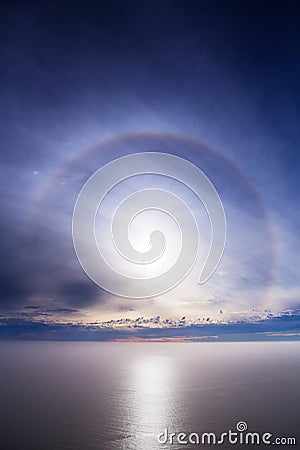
[0,341,299,449]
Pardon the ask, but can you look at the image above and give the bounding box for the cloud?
[0,273,33,310]
[1,310,300,341]
[57,281,105,307]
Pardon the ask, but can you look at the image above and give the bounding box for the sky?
[0,0,299,340]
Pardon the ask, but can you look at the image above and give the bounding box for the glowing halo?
[28,132,276,307]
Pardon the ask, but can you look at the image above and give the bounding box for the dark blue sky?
[0,1,299,338]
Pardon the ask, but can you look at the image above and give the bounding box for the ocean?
[0,341,299,449]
